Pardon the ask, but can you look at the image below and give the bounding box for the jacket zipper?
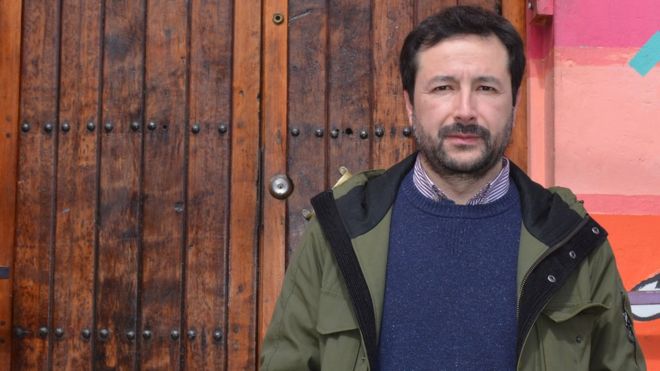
[515,216,591,368]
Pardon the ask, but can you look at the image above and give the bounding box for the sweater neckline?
[398,169,520,219]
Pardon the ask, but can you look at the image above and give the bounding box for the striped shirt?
[412,154,510,205]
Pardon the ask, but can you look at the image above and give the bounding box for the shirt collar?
[412,154,510,205]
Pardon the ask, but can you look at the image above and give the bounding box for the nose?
[454,90,477,123]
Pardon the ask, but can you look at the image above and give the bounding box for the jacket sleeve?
[260,220,326,371]
[589,239,647,370]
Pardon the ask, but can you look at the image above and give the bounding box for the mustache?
[437,123,491,140]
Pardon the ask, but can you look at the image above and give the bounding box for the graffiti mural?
[527,0,660,369]
[631,274,660,322]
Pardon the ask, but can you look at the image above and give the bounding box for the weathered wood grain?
[458,0,499,10]
[95,0,145,368]
[140,0,188,369]
[286,0,329,260]
[327,0,373,180]
[502,0,528,171]
[260,0,288,352]
[0,0,22,368]
[13,0,60,368]
[227,1,261,369]
[185,0,232,369]
[52,0,101,369]
[372,0,415,169]
[416,0,456,24]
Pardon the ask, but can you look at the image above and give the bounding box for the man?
[260,6,646,371]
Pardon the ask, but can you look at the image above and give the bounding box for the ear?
[404,90,414,125]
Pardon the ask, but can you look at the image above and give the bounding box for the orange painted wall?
[527,0,660,368]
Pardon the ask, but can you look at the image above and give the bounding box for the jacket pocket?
[538,302,609,370]
[316,290,367,371]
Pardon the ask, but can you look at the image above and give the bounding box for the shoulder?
[330,153,417,201]
[331,168,385,199]
[547,186,588,217]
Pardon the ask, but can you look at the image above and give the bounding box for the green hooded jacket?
[260,154,646,370]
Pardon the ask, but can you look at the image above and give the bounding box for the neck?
[420,155,503,205]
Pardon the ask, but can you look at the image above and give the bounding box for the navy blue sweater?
[378,171,521,370]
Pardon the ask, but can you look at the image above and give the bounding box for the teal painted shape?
[629,31,660,76]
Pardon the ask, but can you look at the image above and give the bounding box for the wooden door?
[2,0,526,369]
[8,0,257,369]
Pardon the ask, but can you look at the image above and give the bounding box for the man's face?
[405,34,515,179]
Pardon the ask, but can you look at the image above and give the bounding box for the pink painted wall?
[527,0,660,368]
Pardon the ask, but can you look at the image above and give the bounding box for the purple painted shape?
[628,291,660,305]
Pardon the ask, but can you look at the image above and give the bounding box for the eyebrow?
[428,75,457,84]
[427,75,504,86]
[474,76,503,86]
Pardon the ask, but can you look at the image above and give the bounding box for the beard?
[413,113,513,181]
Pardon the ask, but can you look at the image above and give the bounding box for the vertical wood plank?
[327,0,372,176]
[286,0,328,258]
[372,0,415,169]
[52,0,101,368]
[185,0,232,369]
[502,0,528,171]
[12,0,61,368]
[457,0,498,10]
[416,0,456,24]
[228,0,261,369]
[140,0,188,369]
[0,0,22,368]
[260,0,288,352]
[96,0,144,368]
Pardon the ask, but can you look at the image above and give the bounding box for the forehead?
[415,34,510,78]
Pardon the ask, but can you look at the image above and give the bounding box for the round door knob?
[269,174,293,200]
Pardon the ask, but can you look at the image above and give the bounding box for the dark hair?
[400,6,525,104]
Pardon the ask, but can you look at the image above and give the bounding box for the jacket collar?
[508,162,584,247]
[333,152,584,247]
